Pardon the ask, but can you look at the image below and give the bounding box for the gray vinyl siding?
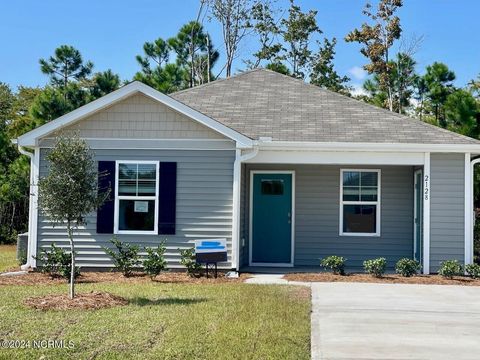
[241,164,414,270]
[37,148,235,268]
[430,153,465,272]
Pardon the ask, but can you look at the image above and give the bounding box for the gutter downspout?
[16,143,35,270]
[232,145,259,271]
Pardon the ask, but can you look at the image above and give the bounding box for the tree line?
[1,0,480,244]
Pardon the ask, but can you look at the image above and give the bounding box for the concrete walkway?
[244,273,309,286]
[0,270,27,276]
[311,282,480,360]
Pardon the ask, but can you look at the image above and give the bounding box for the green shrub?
[320,255,346,275]
[465,263,480,279]
[143,242,168,279]
[438,260,463,279]
[363,257,387,277]
[103,237,140,277]
[179,247,202,277]
[34,243,80,282]
[395,258,421,277]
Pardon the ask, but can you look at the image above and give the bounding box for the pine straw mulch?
[0,271,249,286]
[284,272,480,286]
[23,291,128,310]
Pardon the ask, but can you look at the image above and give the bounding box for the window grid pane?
[343,171,378,203]
[343,172,360,186]
[118,163,157,197]
[343,205,377,233]
[343,186,360,201]
[118,199,155,231]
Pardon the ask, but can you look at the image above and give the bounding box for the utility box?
[17,232,28,263]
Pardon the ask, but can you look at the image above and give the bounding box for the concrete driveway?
[311,282,480,360]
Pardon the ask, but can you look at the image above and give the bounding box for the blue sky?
[1,0,479,92]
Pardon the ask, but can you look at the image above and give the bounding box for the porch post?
[231,148,242,271]
[464,153,473,266]
[30,147,40,268]
[423,152,431,274]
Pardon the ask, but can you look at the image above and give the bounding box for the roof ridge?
[171,67,480,145]
[258,68,478,143]
[170,68,264,96]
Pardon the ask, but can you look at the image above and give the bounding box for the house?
[16,68,480,273]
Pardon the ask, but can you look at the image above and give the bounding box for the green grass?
[0,245,18,272]
[0,282,310,359]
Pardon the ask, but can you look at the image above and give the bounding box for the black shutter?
[97,161,115,234]
[158,162,177,234]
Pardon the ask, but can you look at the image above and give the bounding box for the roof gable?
[17,81,253,147]
[51,93,226,140]
[172,68,480,146]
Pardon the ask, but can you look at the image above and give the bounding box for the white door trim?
[249,170,295,267]
[465,153,473,267]
[413,168,423,262]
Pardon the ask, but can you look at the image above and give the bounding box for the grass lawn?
[0,280,310,359]
[0,245,18,272]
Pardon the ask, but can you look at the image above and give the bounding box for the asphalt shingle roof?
[171,68,480,145]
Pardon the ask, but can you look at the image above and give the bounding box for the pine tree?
[310,38,351,94]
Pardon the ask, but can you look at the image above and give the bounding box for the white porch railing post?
[423,152,431,274]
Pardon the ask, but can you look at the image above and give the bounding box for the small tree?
[38,134,108,298]
[345,0,403,112]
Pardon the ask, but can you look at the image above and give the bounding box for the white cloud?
[349,66,367,81]
[350,84,368,97]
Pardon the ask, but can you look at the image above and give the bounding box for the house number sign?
[424,175,430,201]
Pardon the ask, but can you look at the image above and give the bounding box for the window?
[340,169,380,236]
[115,161,159,234]
[261,180,284,195]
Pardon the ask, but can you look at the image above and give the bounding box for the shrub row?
[104,237,203,278]
[439,260,480,279]
[320,255,480,279]
[320,255,419,278]
[36,237,203,282]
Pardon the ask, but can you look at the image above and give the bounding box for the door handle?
[288,212,291,224]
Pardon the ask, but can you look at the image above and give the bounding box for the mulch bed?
[0,271,249,286]
[284,272,480,286]
[24,291,128,310]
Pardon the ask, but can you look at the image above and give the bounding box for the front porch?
[237,153,427,272]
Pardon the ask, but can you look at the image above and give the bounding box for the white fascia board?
[257,141,480,153]
[17,81,253,148]
[245,149,424,165]
[38,138,236,150]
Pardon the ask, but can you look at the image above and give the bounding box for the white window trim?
[339,169,381,237]
[114,160,159,235]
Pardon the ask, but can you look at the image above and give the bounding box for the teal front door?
[251,172,293,265]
